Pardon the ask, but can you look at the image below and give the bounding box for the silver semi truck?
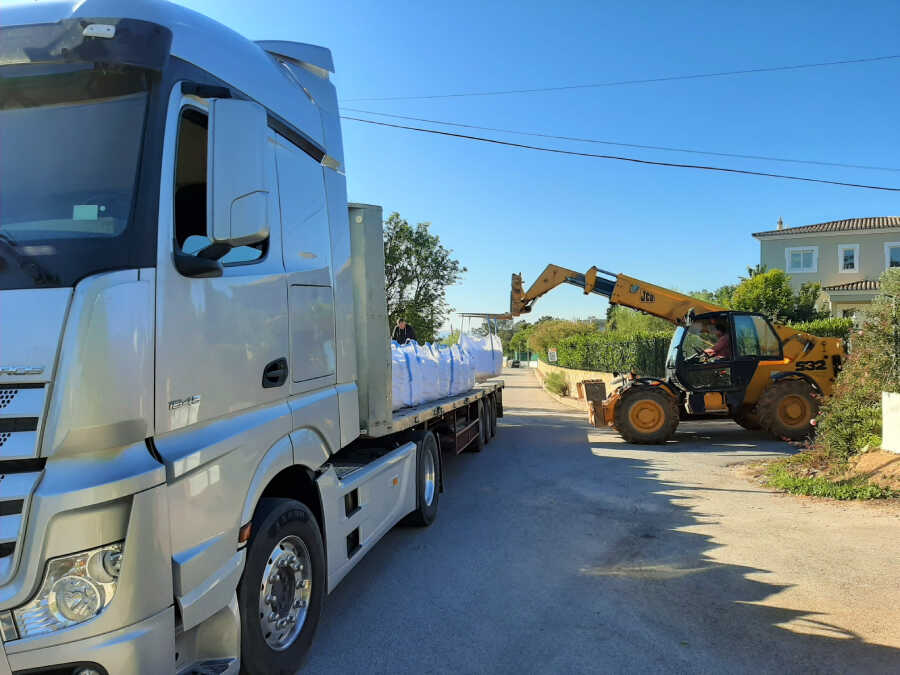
[0,2,504,673]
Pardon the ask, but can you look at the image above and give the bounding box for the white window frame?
[785,246,818,273]
[885,242,900,270]
[837,243,859,273]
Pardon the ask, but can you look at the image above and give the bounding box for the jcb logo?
[640,290,655,303]
[796,359,826,371]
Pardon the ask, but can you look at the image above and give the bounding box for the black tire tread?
[613,386,679,444]
[757,379,819,441]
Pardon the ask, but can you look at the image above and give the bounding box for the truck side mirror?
[207,98,270,248]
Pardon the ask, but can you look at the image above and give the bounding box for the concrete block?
[883,392,900,453]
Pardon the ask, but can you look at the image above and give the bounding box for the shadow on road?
[304,402,898,674]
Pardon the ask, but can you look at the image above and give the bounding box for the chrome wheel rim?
[423,447,436,507]
[258,535,312,651]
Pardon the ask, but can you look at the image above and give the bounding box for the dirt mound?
[843,450,900,490]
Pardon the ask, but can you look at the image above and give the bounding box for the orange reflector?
[392,477,399,486]
[238,522,252,544]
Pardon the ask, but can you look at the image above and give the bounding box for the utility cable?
[342,108,900,172]
[341,54,900,102]
[340,115,900,192]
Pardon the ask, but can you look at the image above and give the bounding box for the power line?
[343,108,900,172]
[340,115,900,192]
[341,54,900,102]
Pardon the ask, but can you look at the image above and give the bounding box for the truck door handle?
[262,358,288,388]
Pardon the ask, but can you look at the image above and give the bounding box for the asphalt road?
[303,368,900,674]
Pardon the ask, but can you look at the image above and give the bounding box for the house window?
[886,242,900,269]
[837,244,859,273]
[785,246,818,273]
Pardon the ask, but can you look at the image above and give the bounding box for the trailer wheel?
[238,498,325,674]
[483,397,493,446]
[488,395,497,439]
[471,401,485,452]
[402,431,441,526]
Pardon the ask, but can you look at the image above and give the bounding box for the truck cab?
[0,2,508,673]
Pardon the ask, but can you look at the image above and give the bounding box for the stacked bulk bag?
[458,333,503,379]
[448,343,475,395]
[390,341,422,410]
[433,344,451,398]
[412,342,440,403]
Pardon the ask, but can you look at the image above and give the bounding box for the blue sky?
[172,0,900,328]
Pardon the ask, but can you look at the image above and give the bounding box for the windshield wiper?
[0,232,61,286]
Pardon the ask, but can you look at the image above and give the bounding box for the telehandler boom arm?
[510,265,723,324]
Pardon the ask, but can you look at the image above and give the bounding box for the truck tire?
[488,395,497,439]
[733,405,762,431]
[613,386,679,444]
[471,400,485,452]
[757,379,819,441]
[402,431,440,526]
[483,397,493,446]
[238,498,326,675]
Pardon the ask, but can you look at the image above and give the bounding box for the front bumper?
[2,606,174,675]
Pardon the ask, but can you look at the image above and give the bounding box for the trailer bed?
[362,380,504,437]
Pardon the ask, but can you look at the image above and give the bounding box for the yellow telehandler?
[510,265,846,444]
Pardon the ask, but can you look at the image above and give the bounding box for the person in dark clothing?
[392,318,417,344]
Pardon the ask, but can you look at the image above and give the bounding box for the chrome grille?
[0,384,48,584]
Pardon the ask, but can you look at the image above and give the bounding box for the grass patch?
[544,371,569,397]
[765,459,899,500]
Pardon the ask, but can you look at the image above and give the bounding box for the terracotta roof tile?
[822,280,880,292]
[753,217,900,238]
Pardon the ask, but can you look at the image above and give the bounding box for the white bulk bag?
[458,333,503,379]
[391,341,422,409]
[433,344,451,399]
[450,344,475,395]
[414,342,440,403]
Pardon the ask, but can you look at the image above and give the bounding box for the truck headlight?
[13,543,123,638]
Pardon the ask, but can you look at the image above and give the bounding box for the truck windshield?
[0,63,149,289]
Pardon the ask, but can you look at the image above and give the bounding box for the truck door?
[155,96,289,436]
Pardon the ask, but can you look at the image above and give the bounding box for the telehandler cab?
[510,265,846,444]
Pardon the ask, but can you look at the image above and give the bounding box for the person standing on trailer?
[392,317,417,343]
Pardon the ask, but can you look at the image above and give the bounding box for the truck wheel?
[488,395,497,439]
[613,387,679,444]
[402,431,440,526]
[758,379,819,441]
[238,498,325,675]
[483,397,493,446]
[471,401,485,452]
[733,406,762,431]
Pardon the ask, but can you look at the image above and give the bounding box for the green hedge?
[790,317,854,340]
[554,331,672,377]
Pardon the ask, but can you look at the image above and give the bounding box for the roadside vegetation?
[544,371,569,397]
[765,268,900,499]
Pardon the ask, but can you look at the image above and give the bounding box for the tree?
[384,212,466,342]
[740,263,768,281]
[730,269,828,323]
[731,269,795,321]
[606,306,673,334]
[509,325,534,356]
[691,285,736,308]
[526,319,597,358]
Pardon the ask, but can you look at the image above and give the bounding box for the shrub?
[528,320,597,361]
[790,317,854,340]
[544,371,569,396]
[554,330,672,377]
[814,268,900,461]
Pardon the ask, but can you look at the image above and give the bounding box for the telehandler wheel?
[757,379,819,441]
[238,499,326,674]
[733,406,762,431]
[613,387,679,444]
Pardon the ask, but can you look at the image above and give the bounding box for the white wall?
[883,392,900,453]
